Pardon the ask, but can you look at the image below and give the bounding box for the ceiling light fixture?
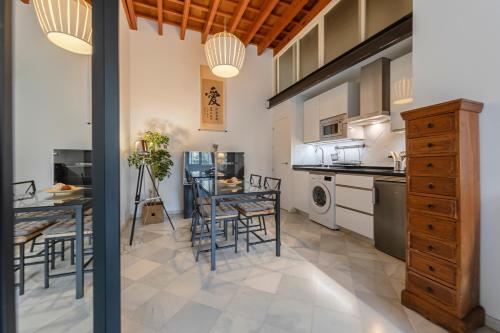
[33,0,92,55]
[204,21,245,78]
[392,77,413,105]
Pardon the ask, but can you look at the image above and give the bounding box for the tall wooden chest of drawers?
[401,99,484,333]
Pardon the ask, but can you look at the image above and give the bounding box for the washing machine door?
[310,182,331,214]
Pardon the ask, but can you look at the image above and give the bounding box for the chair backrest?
[264,177,281,191]
[190,178,201,208]
[249,174,262,187]
[13,180,36,200]
[185,168,193,184]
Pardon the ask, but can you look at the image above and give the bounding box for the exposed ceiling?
[21,0,330,55]
[121,0,331,55]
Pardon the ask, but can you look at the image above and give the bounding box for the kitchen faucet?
[315,146,325,166]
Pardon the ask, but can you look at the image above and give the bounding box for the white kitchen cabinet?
[292,170,310,213]
[390,52,413,132]
[335,174,374,239]
[336,206,374,239]
[319,82,357,120]
[303,97,320,143]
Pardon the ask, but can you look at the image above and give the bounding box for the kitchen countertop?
[292,165,406,177]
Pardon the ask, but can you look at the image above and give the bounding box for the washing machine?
[309,173,338,230]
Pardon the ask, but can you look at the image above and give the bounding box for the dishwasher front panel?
[374,180,407,261]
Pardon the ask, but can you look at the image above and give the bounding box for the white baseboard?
[486,315,500,332]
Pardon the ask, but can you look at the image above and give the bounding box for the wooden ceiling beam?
[134,2,265,39]
[180,0,191,40]
[257,0,308,54]
[120,0,134,30]
[228,0,250,33]
[165,0,280,31]
[201,0,221,43]
[157,0,163,35]
[125,0,138,30]
[273,0,331,55]
[242,0,279,46]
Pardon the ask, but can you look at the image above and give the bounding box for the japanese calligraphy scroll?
[200,65,225,131]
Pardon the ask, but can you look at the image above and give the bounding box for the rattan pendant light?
[392,77,413,105]
[204,21,245,78]
[33,0,92,55]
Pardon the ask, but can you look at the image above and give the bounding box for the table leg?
[210,198,216,271]
[75,206,84,299]
[275,192,281,257]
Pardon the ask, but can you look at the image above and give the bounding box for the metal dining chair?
[13,180,56,295]
[190,179,239,261]
[235,176,281,252]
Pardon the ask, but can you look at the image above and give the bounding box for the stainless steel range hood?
[348,58,391,125]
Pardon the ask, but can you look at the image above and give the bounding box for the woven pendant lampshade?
[33,0,92,55]
[204,31,245,78]
[392,77,413,105]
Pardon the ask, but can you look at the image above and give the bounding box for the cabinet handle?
[427,204,434,209]
[428,183,435,189]
[428,266,435,272]
[427,224,434,230]
[427,123,434,129]
[427,143,434,148]
[426,286,434,293]
[427,245,434,251]
[427,163,433,168]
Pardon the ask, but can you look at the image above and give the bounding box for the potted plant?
[128,130,174,224]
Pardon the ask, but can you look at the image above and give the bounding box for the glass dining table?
[196,177,281,271]
[14,190,92,299]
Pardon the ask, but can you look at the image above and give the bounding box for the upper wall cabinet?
[273,0,413,97]
[278,45,297,93]
[299,26,319,80]
[324,0,360,64]
[366,0,413,38]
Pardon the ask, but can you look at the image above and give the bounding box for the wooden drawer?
[407,113,455,138]
[408,213,457,242]
[409,251,457,286]
[407,271,456,307]
[407,156,457,177]
[407,135,456,155]
[408,195,457,219]
[409,233,457,262]
[409,176,457,197]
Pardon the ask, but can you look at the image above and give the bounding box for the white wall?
[413,0,500,325]
[13,1,92,188]
[119,7,132,226]
[124,20,274,213]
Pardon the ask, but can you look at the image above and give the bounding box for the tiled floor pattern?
[17,211,498,333]
[120,212,495,333]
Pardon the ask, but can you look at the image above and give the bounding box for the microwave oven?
[320,114,348,141]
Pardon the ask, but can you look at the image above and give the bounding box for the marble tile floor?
[120,211,497,333]
[15,211,498,333]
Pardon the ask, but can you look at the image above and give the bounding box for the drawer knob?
[427,245,434,251]
[427,204,435,209]
[427,123,434,129]
[426,286,434,293]
[427,143,434,148]
[428,183,435,189]
[428,266,435,272]
[427,224,434,230]
[427,163,433,168]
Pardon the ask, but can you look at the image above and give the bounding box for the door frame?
[0,1,16,332]
[0,1,121,332]
[92,1,121,332]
